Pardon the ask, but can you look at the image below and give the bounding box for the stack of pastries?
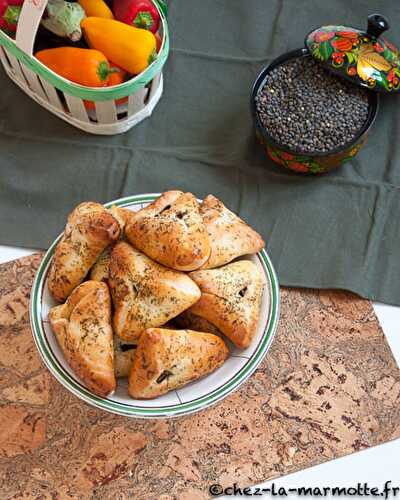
[48,191,266,399]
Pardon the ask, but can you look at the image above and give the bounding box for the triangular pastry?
[113,321,177,378]
[189,260,265,349]
[48,202,121,302]
[48,281,116,396]
[128,328,229,399]
[200,195,265,269]
[109,241,201,342]
[124,191,211,271]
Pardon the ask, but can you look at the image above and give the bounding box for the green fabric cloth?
[1,0,400,305]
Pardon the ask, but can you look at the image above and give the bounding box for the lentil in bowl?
[251,49,379,174]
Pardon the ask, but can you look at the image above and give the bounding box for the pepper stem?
[133,11,153,30]
[4,5,21,26]
[97,61,113,82]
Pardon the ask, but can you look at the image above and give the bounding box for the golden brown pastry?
[108,205,132,236]
[48,202,120,302]
[128,328,229,399]
[48,281,116,397]
[200,195,265,269]
[89,205,133,284]
[124,191,211,271]
[114,336,137,378]
[109,241,201,342]
[90,246,112,283]
[189,260,265,349]
[175,310,222,336]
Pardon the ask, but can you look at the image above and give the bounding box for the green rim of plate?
[0,0,169,101]
[30,194,280,418]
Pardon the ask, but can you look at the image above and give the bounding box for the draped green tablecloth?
[1,0,400,305]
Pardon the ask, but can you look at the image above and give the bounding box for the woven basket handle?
[15,0,48,56]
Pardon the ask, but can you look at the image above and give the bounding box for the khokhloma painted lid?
[305,14,400,93]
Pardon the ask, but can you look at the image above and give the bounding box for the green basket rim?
[29,194,280,418]
[0,0,169,101]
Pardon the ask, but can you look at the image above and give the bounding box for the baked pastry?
[76,205,132,285]
[109,241,201,342]
[48,281,116,396]
[113,320,177,378]
[189,260,265,349]
[124,191,211,271]
[128,328,229,399]
[200,195,265,269]
[90,246,112,283]
[175,310,222,336]
[48,202,120,302]
[116,321,209,382]
[114,336,137,378]
[108,205,132,236]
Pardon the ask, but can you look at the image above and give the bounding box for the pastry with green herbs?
[49,281,116,397]
[128,328,228,399]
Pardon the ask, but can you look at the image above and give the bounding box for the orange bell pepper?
[84,66,128,110]
[35,47,113,86]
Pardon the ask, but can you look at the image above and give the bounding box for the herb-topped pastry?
[48,281,116,397]
[189,261,265,349]
[200,195,265,269]
[124,190,211,271]
[48,202,121,302]
[109,241,201,342]
[128,328,228,399]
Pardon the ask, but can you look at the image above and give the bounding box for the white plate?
[30,194,280,418]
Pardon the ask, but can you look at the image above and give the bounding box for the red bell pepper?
[0,0,23,33]
[113,0,160,33]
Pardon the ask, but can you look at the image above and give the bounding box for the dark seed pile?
[255,57,369,154]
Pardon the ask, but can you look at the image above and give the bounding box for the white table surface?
[1,244,399,495]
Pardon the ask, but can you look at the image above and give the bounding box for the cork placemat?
[0,254,400,499]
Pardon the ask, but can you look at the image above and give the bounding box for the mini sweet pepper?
[81,17,157,74]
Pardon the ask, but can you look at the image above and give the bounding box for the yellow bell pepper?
[81,17,157,75]
[78,0,114,19]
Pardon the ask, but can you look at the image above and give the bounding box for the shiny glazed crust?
[124,191,211,271]
[128,328,229,399]
[189,260,265,349]
[109,241,201,342]
[200,195,265,269]
[48,202,121,302]
[48,281,116,397]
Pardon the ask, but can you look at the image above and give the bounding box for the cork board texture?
[0,254,399,499]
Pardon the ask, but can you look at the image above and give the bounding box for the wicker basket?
[0,0,169,135]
